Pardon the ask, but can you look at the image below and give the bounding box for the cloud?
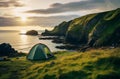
[26,0,120,14]
[28,15,79,26]
[0,15,79,26]
[0,0,24,8]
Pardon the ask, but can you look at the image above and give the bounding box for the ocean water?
[0,30,65,53]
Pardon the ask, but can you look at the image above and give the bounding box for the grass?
[0,48,120,79]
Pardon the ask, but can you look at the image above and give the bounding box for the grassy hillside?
[42,8,120,47]
[0,48,120,79]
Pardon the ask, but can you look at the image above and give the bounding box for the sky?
[0,0,120,27]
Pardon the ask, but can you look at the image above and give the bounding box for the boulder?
[0,43,17,57]
[26,30,38,35]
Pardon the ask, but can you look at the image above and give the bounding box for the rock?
[39,36,58,40]
[56,45,80,50]
[26,30,38,35]
[41,21,71,36]
[0,43,17,57]
[41,8,120,47]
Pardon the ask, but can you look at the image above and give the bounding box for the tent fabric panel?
[33,45,46,60]
[27,45,38,60]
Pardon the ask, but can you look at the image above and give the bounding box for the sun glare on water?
[20,30,27,34]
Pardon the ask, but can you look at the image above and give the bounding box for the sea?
[0,27,66,53]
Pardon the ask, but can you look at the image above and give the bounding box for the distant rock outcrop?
[42,8,120,47]
[26,30,38,35]
[42,21,71,36]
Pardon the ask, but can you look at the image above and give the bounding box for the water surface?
[0,30,65,53]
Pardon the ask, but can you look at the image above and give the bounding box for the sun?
[21,16,27,22]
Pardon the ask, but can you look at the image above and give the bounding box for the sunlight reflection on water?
[20,35,28,44]
[0,30,66,53]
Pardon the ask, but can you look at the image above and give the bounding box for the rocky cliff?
[42,8,120,47]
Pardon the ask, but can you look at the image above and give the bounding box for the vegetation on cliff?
[42,8,120,47]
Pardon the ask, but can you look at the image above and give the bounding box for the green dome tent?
[27,43,53,60]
